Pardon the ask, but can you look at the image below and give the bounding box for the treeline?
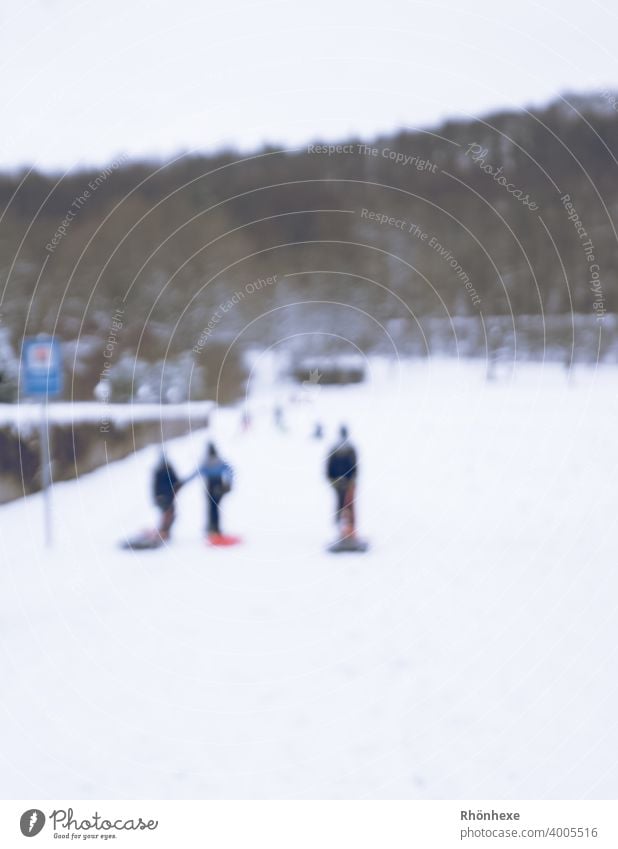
[1,92,617,399]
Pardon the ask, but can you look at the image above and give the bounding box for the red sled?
[206,533,242,547]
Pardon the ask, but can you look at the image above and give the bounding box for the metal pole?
[39,399,52,547]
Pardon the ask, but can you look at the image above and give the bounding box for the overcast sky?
[0,0,615,173]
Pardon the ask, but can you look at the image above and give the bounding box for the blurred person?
[273,404,286,431]
[326,425,358,530]
[187,442,235,541]
[153,451,182,540]
[240,407,252,432]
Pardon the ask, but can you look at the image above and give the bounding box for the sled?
[327,534,369,554]
[327,499,369,553]
[206,533,242,547]
[120,529,166,551]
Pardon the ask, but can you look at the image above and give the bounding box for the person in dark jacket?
[153,452,182,540]
[187,442,234,537]
[326,425,358,528]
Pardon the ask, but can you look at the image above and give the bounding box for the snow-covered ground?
[0,400,213,428]
[1,358,617,799]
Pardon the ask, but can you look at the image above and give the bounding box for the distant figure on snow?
[273,405,286,431]
[187,442,234,540]
[240,407,252,432]
[326,425,358,530]
[312,421,324,440]
[153,451,182,540]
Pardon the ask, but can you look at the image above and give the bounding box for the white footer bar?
[1,800,616,848]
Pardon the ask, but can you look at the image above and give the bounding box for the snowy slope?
[1,359,617,799]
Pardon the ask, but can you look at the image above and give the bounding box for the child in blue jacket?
[186,442,234,537]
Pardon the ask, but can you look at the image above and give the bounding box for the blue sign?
[22,336,63,397]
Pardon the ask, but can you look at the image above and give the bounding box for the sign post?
[21,336,63,547]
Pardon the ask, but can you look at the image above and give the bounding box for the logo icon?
[20,809,45,837]
[301,368,322,400]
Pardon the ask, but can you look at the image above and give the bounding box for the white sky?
[0,0,616,172]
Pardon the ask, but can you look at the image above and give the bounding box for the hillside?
[1,93,617,398]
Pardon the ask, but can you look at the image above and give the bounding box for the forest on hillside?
[1,92,617,400]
